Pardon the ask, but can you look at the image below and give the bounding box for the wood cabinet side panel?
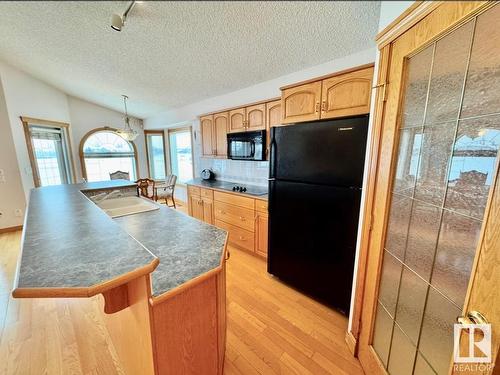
[101,275,155,375]
[150,276,221,375]
[216,264,227,374]
[266,100,281,159]
[255,212,269,258]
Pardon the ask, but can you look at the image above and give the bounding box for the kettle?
[201,169,215,180]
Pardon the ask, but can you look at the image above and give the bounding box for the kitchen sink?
[96,196,160,218]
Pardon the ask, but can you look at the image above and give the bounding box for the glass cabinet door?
[372,4,500,374]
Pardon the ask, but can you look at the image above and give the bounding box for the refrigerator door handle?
[269,128,277,179]
[268,178,276,181]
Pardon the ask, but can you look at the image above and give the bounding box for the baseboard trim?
[345,330,358,356]
[0,225,23,234]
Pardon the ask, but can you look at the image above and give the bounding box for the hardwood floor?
[0,229,362,374]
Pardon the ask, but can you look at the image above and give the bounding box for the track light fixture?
[111,1,137,32]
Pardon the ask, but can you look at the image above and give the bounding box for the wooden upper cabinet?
[266,100,282,128]
[228,108,246,133]
[213,112,228,157]
[200,115,214,156]
[321,66,374,119]
[281,81,321,124]
[265,100,281,160]
[246,103,266,131]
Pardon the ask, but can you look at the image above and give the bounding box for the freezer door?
[267,180,362,314]
[269,116,368,187]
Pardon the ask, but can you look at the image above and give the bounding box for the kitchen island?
[13,180,228,375]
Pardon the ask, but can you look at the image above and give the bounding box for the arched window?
[80,128,138,182]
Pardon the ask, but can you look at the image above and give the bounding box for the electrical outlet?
[14,209,23,217]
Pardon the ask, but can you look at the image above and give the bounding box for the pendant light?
[116,95,138,141]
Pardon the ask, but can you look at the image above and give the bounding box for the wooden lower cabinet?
[215,219,255,253]
[188,186,268,258]
[102,266,226,375]
[202,197,214,225]
[189,193,214,224]
[189,194,204,221]
[255,212,268,258]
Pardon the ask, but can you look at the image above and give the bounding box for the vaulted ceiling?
[0,1,380,118]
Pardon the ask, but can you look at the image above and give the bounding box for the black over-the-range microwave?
[227,130,266,161]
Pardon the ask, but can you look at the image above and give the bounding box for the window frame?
[144,130,167,181]
[167,126,195,186]
[79,127,139,182]
[21,116,76,187]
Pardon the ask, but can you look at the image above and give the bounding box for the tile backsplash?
[198,158,269,186]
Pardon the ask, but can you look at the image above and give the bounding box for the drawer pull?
[218,210,225,214]
[238,236,246,241]
[239,216,246,221]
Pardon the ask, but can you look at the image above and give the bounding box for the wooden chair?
[135,178,155,200]
[109,170,130,180]
[156,175,177,208]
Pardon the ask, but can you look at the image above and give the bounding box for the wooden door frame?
[21,116,77,187]
[348,1,497,373]
[144,129,167,180]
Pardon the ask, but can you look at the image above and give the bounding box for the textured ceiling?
[0,1,380,118]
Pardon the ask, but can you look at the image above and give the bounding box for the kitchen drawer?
[201,188,214,199]
[214,201,255,232]
[255,199,268,213]
[188,185,201,196]
[214,191,255,210]
[215,219,254,253]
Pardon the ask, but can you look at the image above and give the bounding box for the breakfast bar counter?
[13,180,228,375]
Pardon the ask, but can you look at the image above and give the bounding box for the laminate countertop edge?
[13,180,228,300]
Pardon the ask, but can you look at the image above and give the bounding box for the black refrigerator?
[268,115,368,314]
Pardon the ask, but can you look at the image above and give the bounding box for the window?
[145,131,166,180]
[22,117,75,187]
[168,128,194,184]
[80,129,137,182]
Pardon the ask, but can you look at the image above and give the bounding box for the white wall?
[67,96,147,182]
[378,1,415,31]
[0,61,147,208]
[0,61,71,199]
[0,77,26,228]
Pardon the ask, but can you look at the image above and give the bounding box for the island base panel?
[101,275,155,375]
[150,268,226,375]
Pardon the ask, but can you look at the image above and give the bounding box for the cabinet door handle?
[239,236,246,241]
[315,102,320,113]
[321,101,327,112]
[239,216,246,221]
[218,210,225,214]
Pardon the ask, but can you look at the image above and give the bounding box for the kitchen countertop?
[186,178,268,200]
[13,180,227,298]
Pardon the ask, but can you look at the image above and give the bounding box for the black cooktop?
[186,179,268,196]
